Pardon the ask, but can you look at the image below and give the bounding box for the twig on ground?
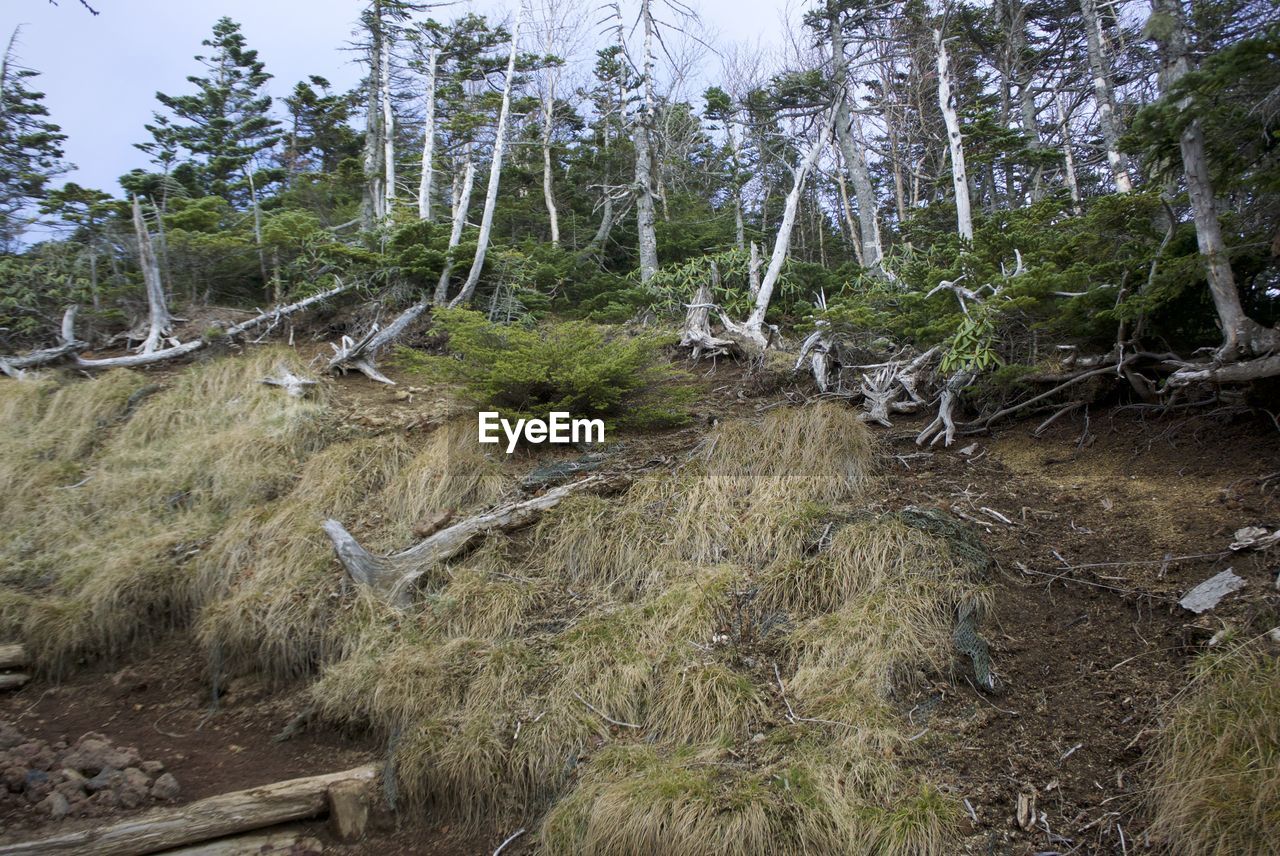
[571,691,641,729]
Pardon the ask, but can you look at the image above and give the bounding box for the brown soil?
[2,355,1278,854]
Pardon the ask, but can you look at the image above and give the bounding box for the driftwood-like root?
[325,474,618,606]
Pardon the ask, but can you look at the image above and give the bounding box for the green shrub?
[395,309,694,428]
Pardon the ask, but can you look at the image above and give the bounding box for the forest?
[0,0,1277,853]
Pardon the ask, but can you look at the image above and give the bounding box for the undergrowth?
[1147,638,1280,856]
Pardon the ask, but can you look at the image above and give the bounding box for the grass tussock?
[1147,640,1280,856]
[310,402,988,852]
[0,370,986,854]
[0,351,331,674]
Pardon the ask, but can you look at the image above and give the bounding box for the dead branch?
[324,474,621,606]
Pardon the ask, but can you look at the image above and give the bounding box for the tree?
[149,18,281,206]
[1148,0,1278,358]
[450,14,523,307]
[281,76,359,178]
[0,28,67,251]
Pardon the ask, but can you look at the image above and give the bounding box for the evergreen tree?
[145,17,281,205]
[0,29,67,251]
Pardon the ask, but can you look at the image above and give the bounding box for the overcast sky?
[4,0,789,197]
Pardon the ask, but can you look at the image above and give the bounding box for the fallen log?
[324,474,618,606]
[0,674,29,691]
[327,297,431,385]
[0,644,27,670]
[0,764,378,856]
[0,309,88,377]
[164,829,322,856]
[70,281,355,372]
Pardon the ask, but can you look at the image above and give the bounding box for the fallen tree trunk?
[0,674,29,691]
[164,830,322,856]
[0,764,378,856]
[325,474,618,606]
[0,308,88,377]
[70,281,355,372]
[0,644,26,670]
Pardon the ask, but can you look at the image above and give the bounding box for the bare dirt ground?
[1,358,1277,854]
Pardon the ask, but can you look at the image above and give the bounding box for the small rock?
[59,768,88,791]
[140,760,165,777]
[38,791,70,821]
[2,764,28,792]
[118,768,150,809]
[0,722,24,750]
[63,737,138,776]
[150,772,180,801]
[85,766,120,794]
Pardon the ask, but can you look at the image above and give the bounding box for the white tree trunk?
[1054,91,1082,214]
[934,29,973,241]
[541,83,560,245]
[417,48,438,221]
[740,109,836,346]
[829,15,883,269]
[1153,0,1278,357]
[633,0,660,284]
[132,196,172,355]
[434,159,476,305]
[381,36,396,224]
[450,17,521,308]
[361,19,386,229]
[1080,0,1132,193]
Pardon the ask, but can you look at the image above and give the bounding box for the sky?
[4,0,789,197]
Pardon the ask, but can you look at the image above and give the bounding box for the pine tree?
[0,28,67,251]
[147,17,281,206]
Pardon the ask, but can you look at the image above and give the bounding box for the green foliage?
[0,38,67,251]
[394,309,693,428]
[939,309,1000,374]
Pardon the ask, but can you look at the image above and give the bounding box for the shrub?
[395,308,694,428]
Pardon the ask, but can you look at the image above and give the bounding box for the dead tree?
[449,15,522,308]
[325,475,617,606]
[131,196,173,355]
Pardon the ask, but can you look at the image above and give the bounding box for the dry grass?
[0,351,331,674]
[0,366,986,854]
[311,402,986,852]
[1147,639,1280,856]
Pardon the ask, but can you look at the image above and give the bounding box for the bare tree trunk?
[361,14,385,231]
[1151,0,1278,357]
[1080,0,1132,193]
[728,122,745,251]
[449,17,521,308]
[1007,0,1043,202]
[381,35,396,225]
[740,109,836,346]
[834,165,863,266]
[541,82,560,245]
[325,475,616,606]
[417,48,437,221]
[632,0,660,284]
[586,191,614,253]
[434,159,476,305]
[244,166,266,285]
[132,196,172,355]
[829,16,883,269]
[934,29,973,241]
[1054,91,1082,214]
